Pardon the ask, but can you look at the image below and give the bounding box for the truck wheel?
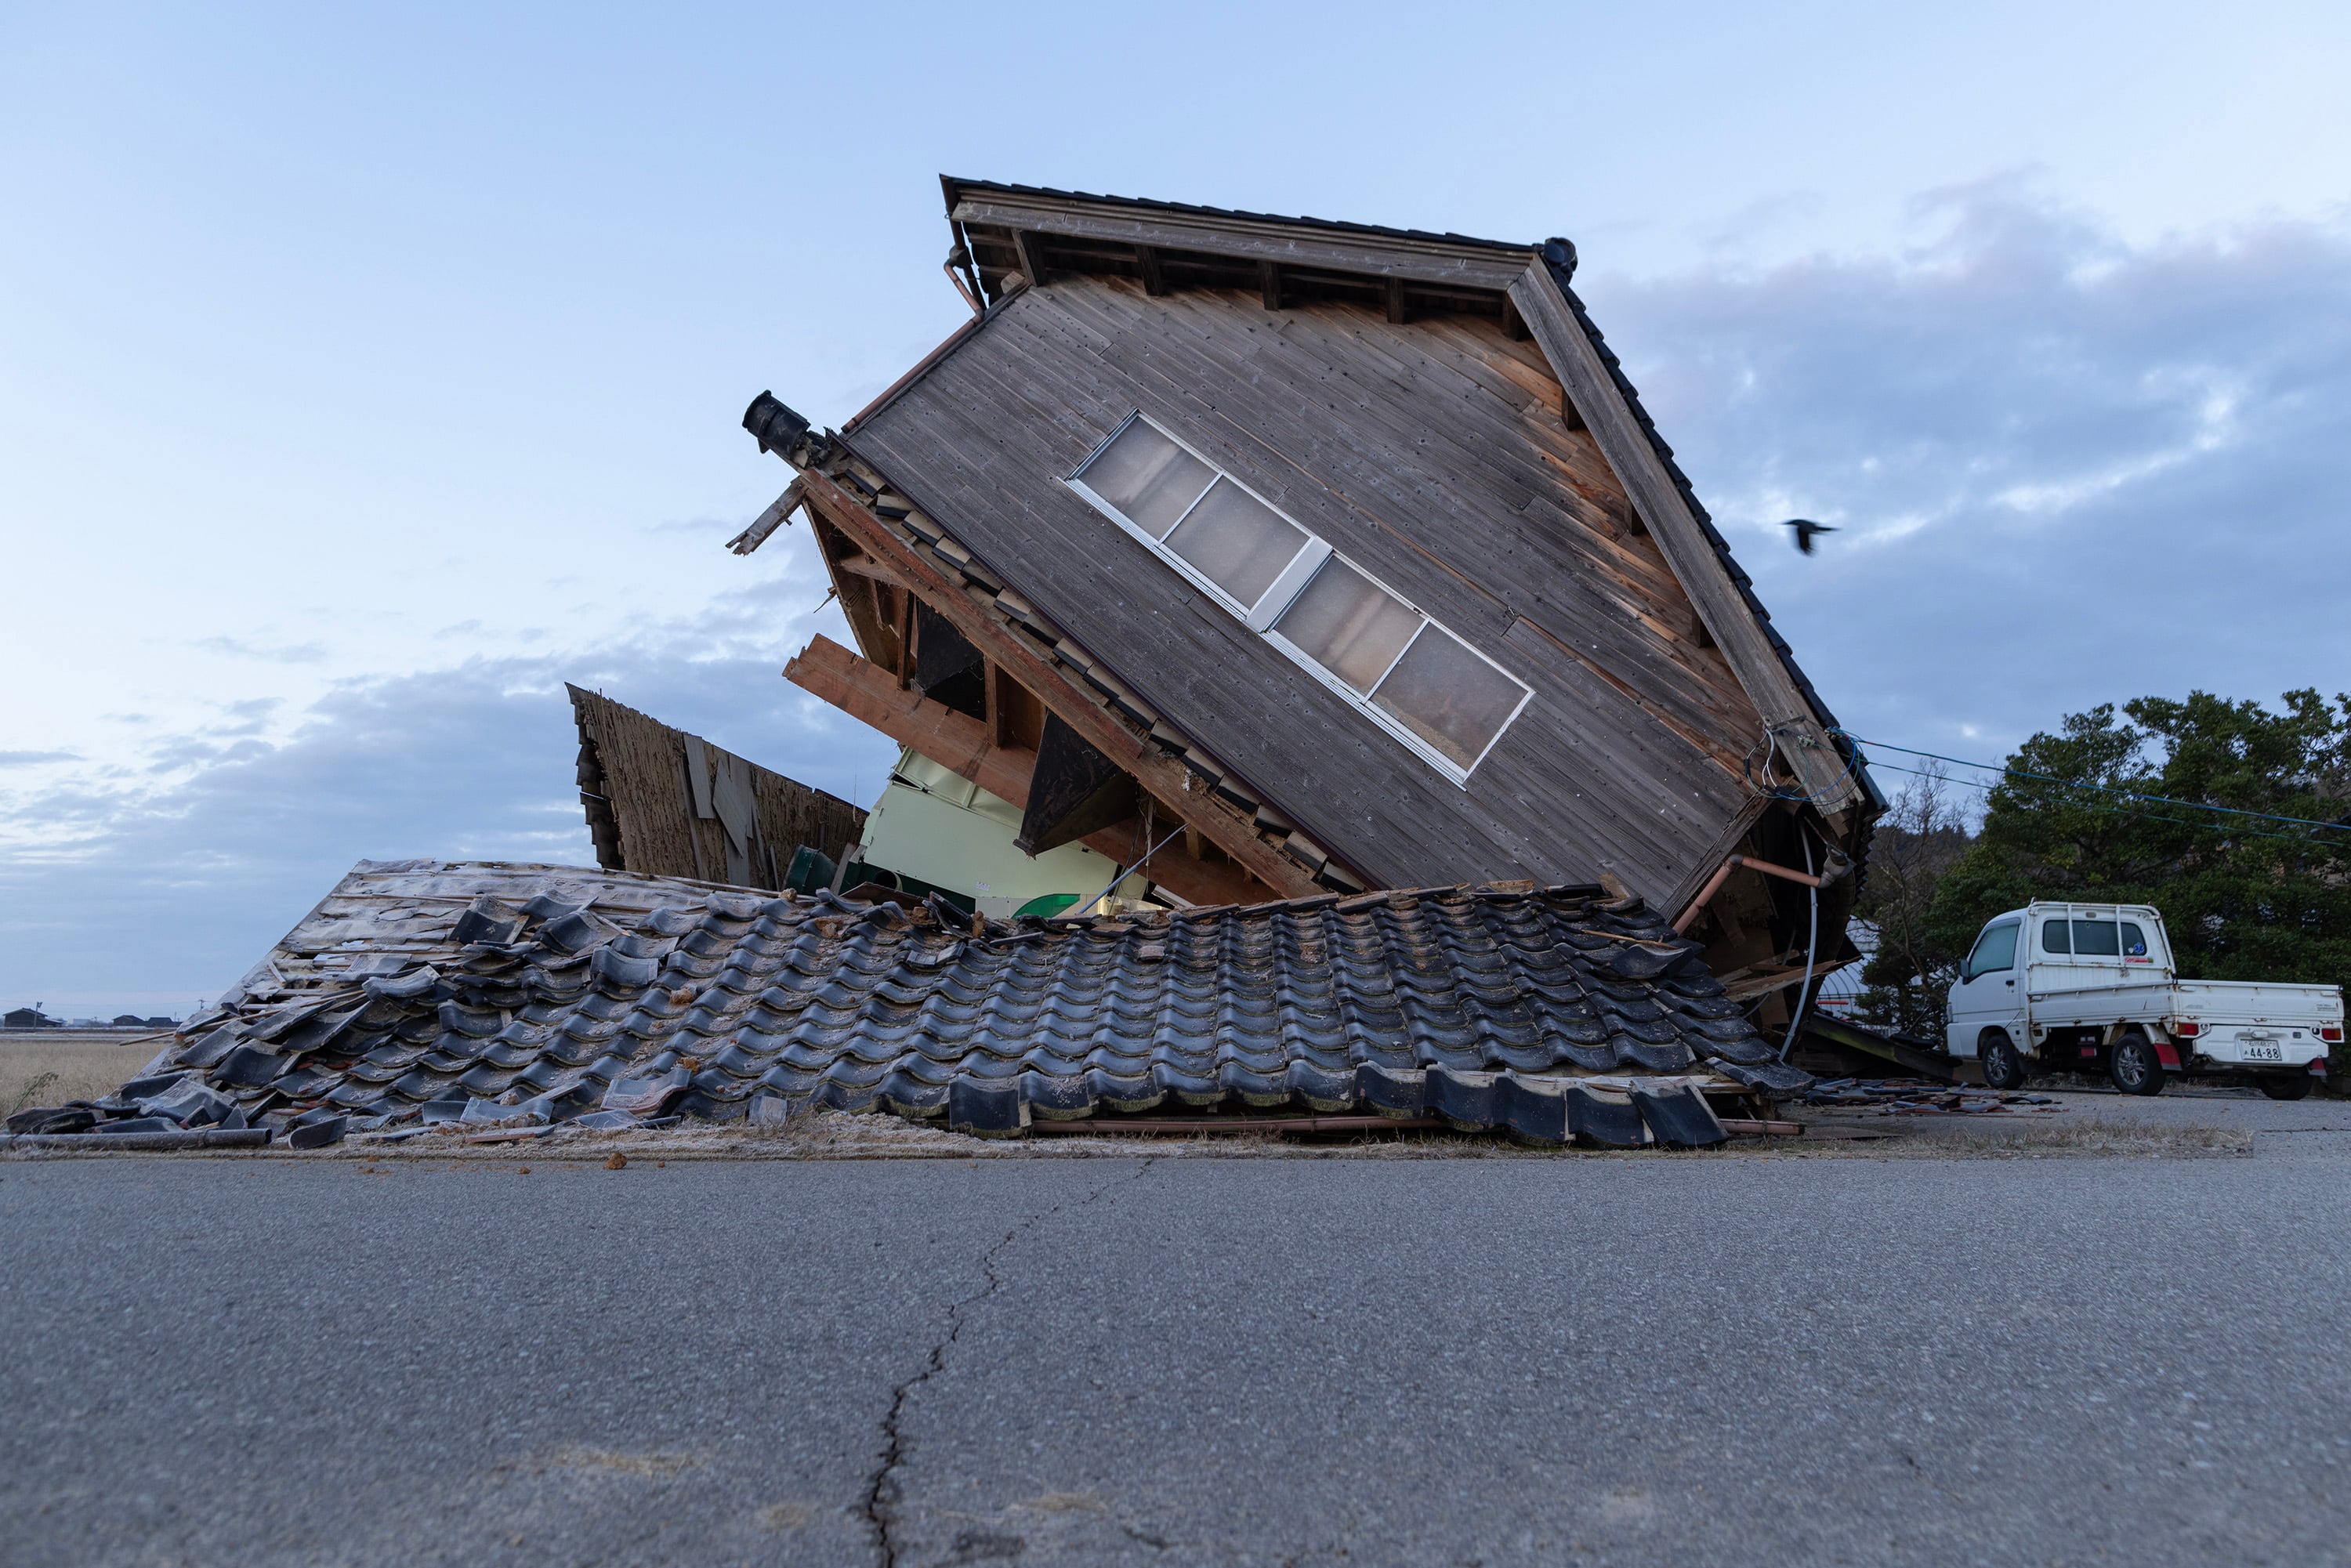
[1981,1034,2028,1091]
[2110,1030,2164,1095]
[2261,1075,2314,1101]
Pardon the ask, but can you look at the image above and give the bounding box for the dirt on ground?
[0,1102,2255,1164]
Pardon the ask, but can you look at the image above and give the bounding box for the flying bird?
[1782,518,1837,556]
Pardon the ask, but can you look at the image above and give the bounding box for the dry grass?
[0,1033,161,1117]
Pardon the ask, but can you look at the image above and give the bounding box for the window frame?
[1064,411,1532,785]
[1965,920,2020,980]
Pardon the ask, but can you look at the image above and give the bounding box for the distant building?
[3,1007,60,1030]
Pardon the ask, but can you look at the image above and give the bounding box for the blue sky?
[5,0,2349,1015]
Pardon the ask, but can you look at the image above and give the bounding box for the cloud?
[0,570,897,997]
[1592,179,2351,762]
[194,636,330,664]
[0,751,81,766]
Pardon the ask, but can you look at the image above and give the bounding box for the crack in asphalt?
[860,1157,1160,1567]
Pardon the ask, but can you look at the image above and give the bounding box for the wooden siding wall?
[851,277,1766,900]
[569,686,867,890]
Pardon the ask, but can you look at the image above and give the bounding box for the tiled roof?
[116,862,1808,1150]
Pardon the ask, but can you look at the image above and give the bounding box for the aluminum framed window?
[1065,412,1532,784]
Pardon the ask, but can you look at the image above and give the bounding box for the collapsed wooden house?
[741,179,1879,1020]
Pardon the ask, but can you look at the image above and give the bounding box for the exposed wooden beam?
[809,514,894,668]
[833,554,912,591]
[1135,244,1167,296]
[1499,294,1531,342]
[788,634,1029,801]
[1259,259,1283,311]
[1507,263,1863,813]
[1384,277,1407,325]
[783,635,1267,907]
[988,664,1018,750]
[1012,230,1051,289]
[798,474,1324,898]
[895,584,915,689]
[726,477,803,556]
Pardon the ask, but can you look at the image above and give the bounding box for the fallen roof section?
[569,685,865,891]
[67,860,1810,1152]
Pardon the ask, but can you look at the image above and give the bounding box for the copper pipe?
[1671,853,1825,935]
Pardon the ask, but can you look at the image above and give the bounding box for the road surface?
[4,1116,2349,1565]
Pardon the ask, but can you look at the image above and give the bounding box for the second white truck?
[1944,900,2342,1097]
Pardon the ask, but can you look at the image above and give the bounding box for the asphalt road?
[7,1132,2351,1567]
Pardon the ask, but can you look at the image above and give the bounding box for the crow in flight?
[1783,518,1837,555]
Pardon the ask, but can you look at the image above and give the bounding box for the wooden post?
[1012,230,1050,289]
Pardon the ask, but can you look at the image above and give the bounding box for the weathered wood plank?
[1015,285,1762,755]
[1509,263,1860,809]
[950,194,1531,292]
[853,349,1735,898]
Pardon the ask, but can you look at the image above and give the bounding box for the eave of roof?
[940,175,1539,258]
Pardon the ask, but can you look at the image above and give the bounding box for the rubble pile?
[13,861,1811,1153]
[1800,1078,2061,1115]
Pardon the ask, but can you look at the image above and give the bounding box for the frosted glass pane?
[1164,478,1307,608]
[1273,558,1422,693]
[1372,626,1525,770]
[1077,420,1212,538]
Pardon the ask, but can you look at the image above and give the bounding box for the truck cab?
[1947,900,2341,1096]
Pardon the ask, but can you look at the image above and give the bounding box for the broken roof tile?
[100,860,1801,1150]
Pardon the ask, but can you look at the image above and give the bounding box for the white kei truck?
[1945,901,2343,1098]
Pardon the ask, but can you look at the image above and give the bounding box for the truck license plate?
[2243,1043,2283,1063]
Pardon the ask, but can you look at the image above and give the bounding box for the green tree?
[1924,690,2351,1000]
[1853,766,1973,1038]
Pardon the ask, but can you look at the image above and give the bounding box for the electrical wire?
[1835,730,2351,838]
[1863,757,2349,851]
[1067,823,1186,919]
[1742,720,1869,807]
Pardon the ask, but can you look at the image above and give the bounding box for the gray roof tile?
[85,863,1808,1148]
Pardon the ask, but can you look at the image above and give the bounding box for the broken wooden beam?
[796,476,1322,900]
[782,636,1266,907]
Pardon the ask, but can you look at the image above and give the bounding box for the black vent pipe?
[742,391,810,457]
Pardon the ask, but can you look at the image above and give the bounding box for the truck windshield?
[1967,922,2020,978]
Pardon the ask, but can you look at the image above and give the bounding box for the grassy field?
[2,1031,168,1116]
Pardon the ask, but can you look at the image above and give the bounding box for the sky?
[4,0,2349,1016]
